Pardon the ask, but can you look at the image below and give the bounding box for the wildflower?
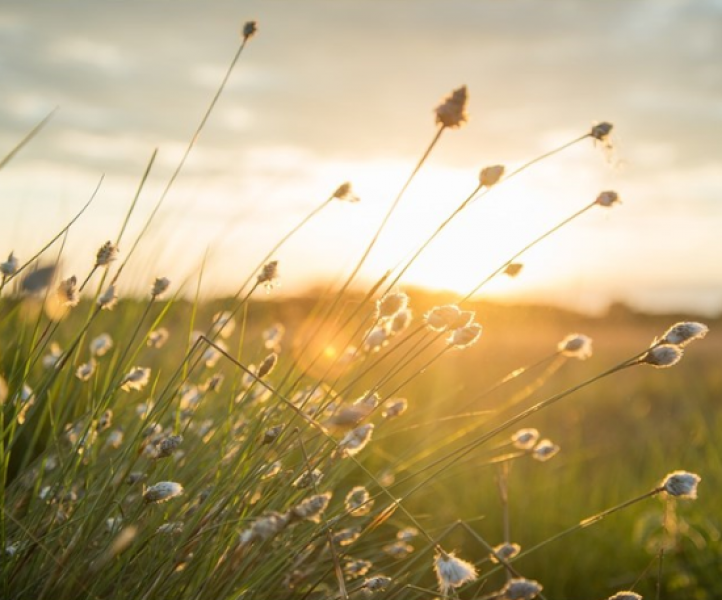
[76,359,96,382]
[262,425,283,445]
[90,333,113,357]
[156,522,184,535]
[607,593,642,600]
[661,471,700,499]
[363,323,390,353]
[42,342,63,369]
[211,311,235,338]
[290,492,332,522]
[479,164,505,187]
[558,333,593,359]
[448,323,482,349]
[424,304,462,331]
[434,551,478,594]
[345,486,373,516]
[435,85,469,129]
[504,262,523,277]
[639,344,683,368]
[490,541,521,563]
[332,181,360,202]
[382,397,408,419]
[147,328,170,349]
[397,527,419,541]
[384,541,414,558]
[239,512,289,544]
[512,428,540,450]
[57,276,79,307]
[95,241,119,267]
[333,527,361,546]
[498,577,543,599]
[532,439,560,462]
[151,276,170,299]
[257,352,278,378]
[156,435,183,458]
[97,284,118,310]
[0,252,19,277]
[344,559,372,578]
[590,121,613,142]
[338,423,374,457]
[263,323,285,350]
[143,481,184,503]
[363,576,391,592]
[293,468,323,489]
[390,309,412,335]
[659,322,708,347]
[242,20,257,41]
[376,291,408,318]
[120,367,151,391]
[257,261,279,291]
[595,190,620,208]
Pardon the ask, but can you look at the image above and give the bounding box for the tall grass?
[1,20,718,600]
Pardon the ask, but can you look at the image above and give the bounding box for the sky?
[0,0,721,315]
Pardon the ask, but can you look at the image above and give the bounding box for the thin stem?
[0,108,58,172]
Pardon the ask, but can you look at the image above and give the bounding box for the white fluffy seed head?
[447,323,482,349]
[291,492,332,522]
[97,285,118,310]
[434,551,478,594]
[490,541,521,564]
[424,304,461,331]
[661,471,701,499]
[339,424,374,457]
[558,333,593,359]
[640,345,683,368]
[95,241,119,267]
[532,439,560,462]
[659,322,708,347]
[345,486,372,516]
[0,252,19,276]
[90,333,113,357]
[511,428,540,450]
[607,593,642,600]
[151,277,170,299]
[143,481,183,503]
[376,291,408,319]
[500,577,543,600]
[57,276,79,307]
[120,367,151,391]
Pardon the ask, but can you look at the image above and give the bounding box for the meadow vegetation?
[1,20,719,600]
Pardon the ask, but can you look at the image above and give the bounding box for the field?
[1,15,720,600]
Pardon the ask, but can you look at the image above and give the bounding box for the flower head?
[147,328,170,349]
[499,577,543,600]
[120,367,151,391]
[591,121,613,142]
[490,541,521,564]
[76,360,96,382]
[447,323,482,349]
[57,276,80,307]
[511,428,539,450]
[97,284,118,310]
[242,20,258,40]
[363,576,391,592]
[595,190,620,208]
[90,333,113,357]
[257,352,278,378]
[0,252,19,277]
[290,492,332,522]
[338,423,374,457]
[376,291,408,319]
[661,470,700,499]
[640,344,683,368]
[95,241,119,267]
[434,551,478,594]
[607,593,642,600]
[257,261,279,291]
[504,262,523,277]
[382,397,408,419]
[479,165,505,187]
[532,439,560,462]
[659,322,708,347]
[424,304,462,331]
[435,85,469,129]
[332,182,360,202]
[42,342,63,369]
[345,486,373,516]
[558,333,593,359]
[151,277,170,299]
[143,481,184,503]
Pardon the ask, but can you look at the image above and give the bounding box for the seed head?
[90,333,113,357]
[57,276,80,307]
[290,492,332,522]
[242,20,258,40]
[376,291,408,319]
[1,252,19,277]
[345,486,373,516]
[447,323,482,349]
[333,527,362,546]
[262,425,283,445]
[391,309,412,335]
[120,367,151,391]
[147,328,170,349]
[95,241,119,267]
[607,593,642,600]
[156,435,183,459]
[96,409,113,432]
[382,397,408,419]
[591,121,613,142]
[257,260,279,292]
[293,468,323,489]
[239,512,289,545]
[659,322,708,347]
[558,333,593,359]
[151,277,170,299]
[363,324,390,353]
[76,359,96,382]
[640,344,683,368]
[434,551,478,594]
[661,470,700,499]
[435,85,469,129]
[384,541,414,558]
[397,527,419,541]
[332,182,360,203]
[479,165,505,187]
[211,311,236,338]
[511,428,539,450]
[156,522,184,536]
[532,439,560,462]
[499,577,543,599]
[504,262,523,277]
[490,541,521,563]
[595,190,620,208]
[143,481,184,503]
[338,423,374,457]
[363,576,391,592]
[344,559,372,578]
[42,342,63,369]
[97,284,118,310]
[424,304,462,331]
[257,352,278,378]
